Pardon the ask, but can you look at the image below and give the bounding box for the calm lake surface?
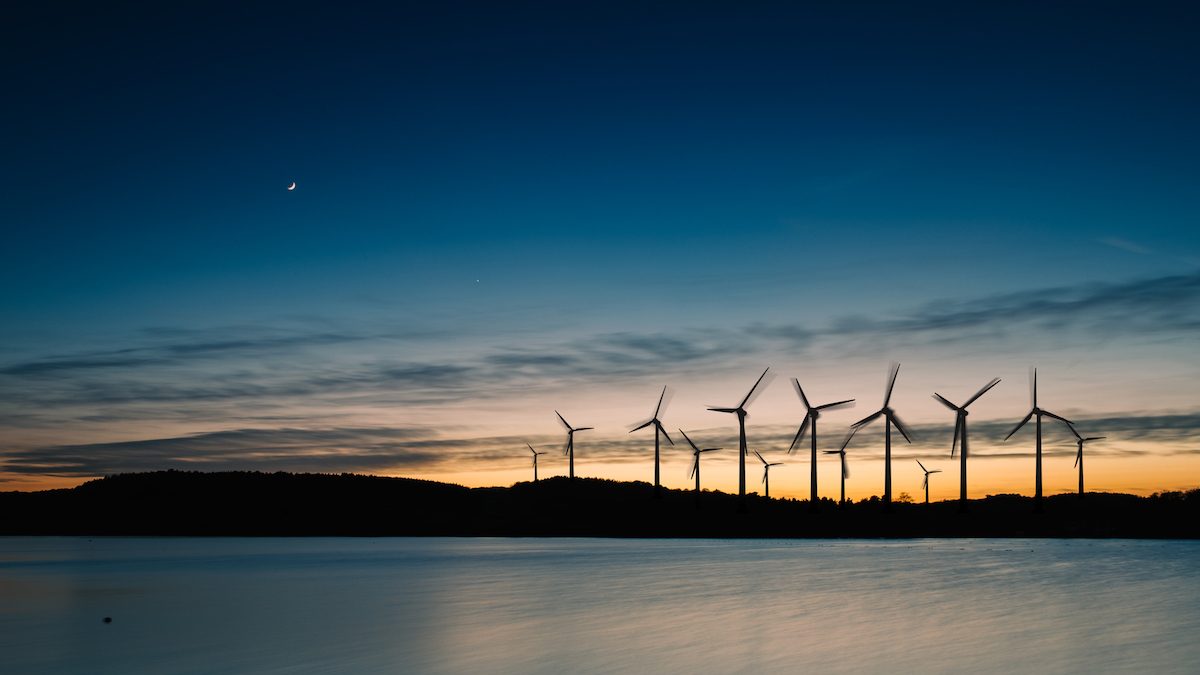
[1,537,1197,674]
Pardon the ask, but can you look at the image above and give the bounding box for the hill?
[1,471,1197,537]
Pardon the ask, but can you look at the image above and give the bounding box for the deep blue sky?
[1,2,1198,493]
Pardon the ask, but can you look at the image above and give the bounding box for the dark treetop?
[2,471,1197,538]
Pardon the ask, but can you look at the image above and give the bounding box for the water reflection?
[0,538,1197,673]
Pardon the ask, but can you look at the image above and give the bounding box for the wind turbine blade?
[788,417,811,453]
[1031,367,1038,408]
[629,419,654,433]
[1084,436,1106,442]
[823,450,841,455]
[576,427,594,432]
[741,368,774,409]
[916,459,927,472]
[843,457,850,480]
[563,437,571,455]
[689,457,698,479]
[1074,447,1081,468]
[1066,421,1082,441]
[701,448,720,453]
[1041,411,1073,426]
[754,450,766,465]
[792,378,812,410]
[656,422,675,446]
[929,470,941,474]
[951,415,963,459]
[708,407,738,413]
[816,398,855,411]
[932,393,959,411]
[891,413,914,443]
[527,443,537,455]
[762,471,768,485]
[853,410,884,427]
[653,385,667,419]
[963,377,1002,408]
[555,410,571,431]
[923,475,928,490]
[840,426,860,452]
[739,367,771,407]
[884,363,901,407]
[1005,411,1034,440]
[678,429,700,452]
[769,462,783,467]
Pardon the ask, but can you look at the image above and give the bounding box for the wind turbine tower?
[1003,369,1073,511]
[789,378,853,508]
[932,377,1000,511]
[852,363,915,506]
[755,450,784,499]
[527,443,547,482]
[630,386,675,498]
[555,411,593,481]
[709,367,773,510]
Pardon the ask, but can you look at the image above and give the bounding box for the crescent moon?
[287,182,296,191]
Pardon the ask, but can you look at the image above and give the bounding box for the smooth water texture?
[1,537,1197,674]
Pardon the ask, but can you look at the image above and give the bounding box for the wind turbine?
[709,367,773,509]
[1003,368,1073,510]
[932,377,1001,510]
[1067,424,1105,498]
[629,386,674,498]
[822,427,854,505]
[916,459,941,504]
[852,363,915,505]
[680,429,720,495]
[555,411,593,481]
[754,450,783,500]
[788,379,854,508]
[526,443,547,482]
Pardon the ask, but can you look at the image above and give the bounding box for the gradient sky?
[2,2,1198,499]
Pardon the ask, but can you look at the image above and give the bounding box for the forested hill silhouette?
[1,471,1197,538]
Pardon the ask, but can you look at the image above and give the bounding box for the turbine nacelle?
[789,378,855,453]
[630,386,675,445]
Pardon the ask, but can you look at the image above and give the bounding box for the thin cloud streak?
[5,411,1198,479]
[1,271,1198,488]
[820,271,1200,340]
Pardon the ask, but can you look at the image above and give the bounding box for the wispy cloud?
[753,271,1200,348]
[0,331,373,378]
[5,410,1198,480]
[1,427,443,477]
[2,272,1198,455]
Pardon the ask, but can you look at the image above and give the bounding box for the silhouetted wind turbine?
[1003,368,1072,511]
[555,411,593,481]
[932,377,1001,511]
[680,429,720,495]
[630,386,675,498]
[916,459,941,504]
[709,367,773,510]
[754,450,783,499]
[852,363,915,505]
[526,443,547,482]
[788,379,854,508]
[1067,424,1105,499]
[822,428,853,505]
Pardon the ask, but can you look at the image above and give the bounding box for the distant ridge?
[1,471,1197,538]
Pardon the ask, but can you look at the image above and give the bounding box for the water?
[1,538,1197,674]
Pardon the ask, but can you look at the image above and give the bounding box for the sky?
[1,1,1198,500]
